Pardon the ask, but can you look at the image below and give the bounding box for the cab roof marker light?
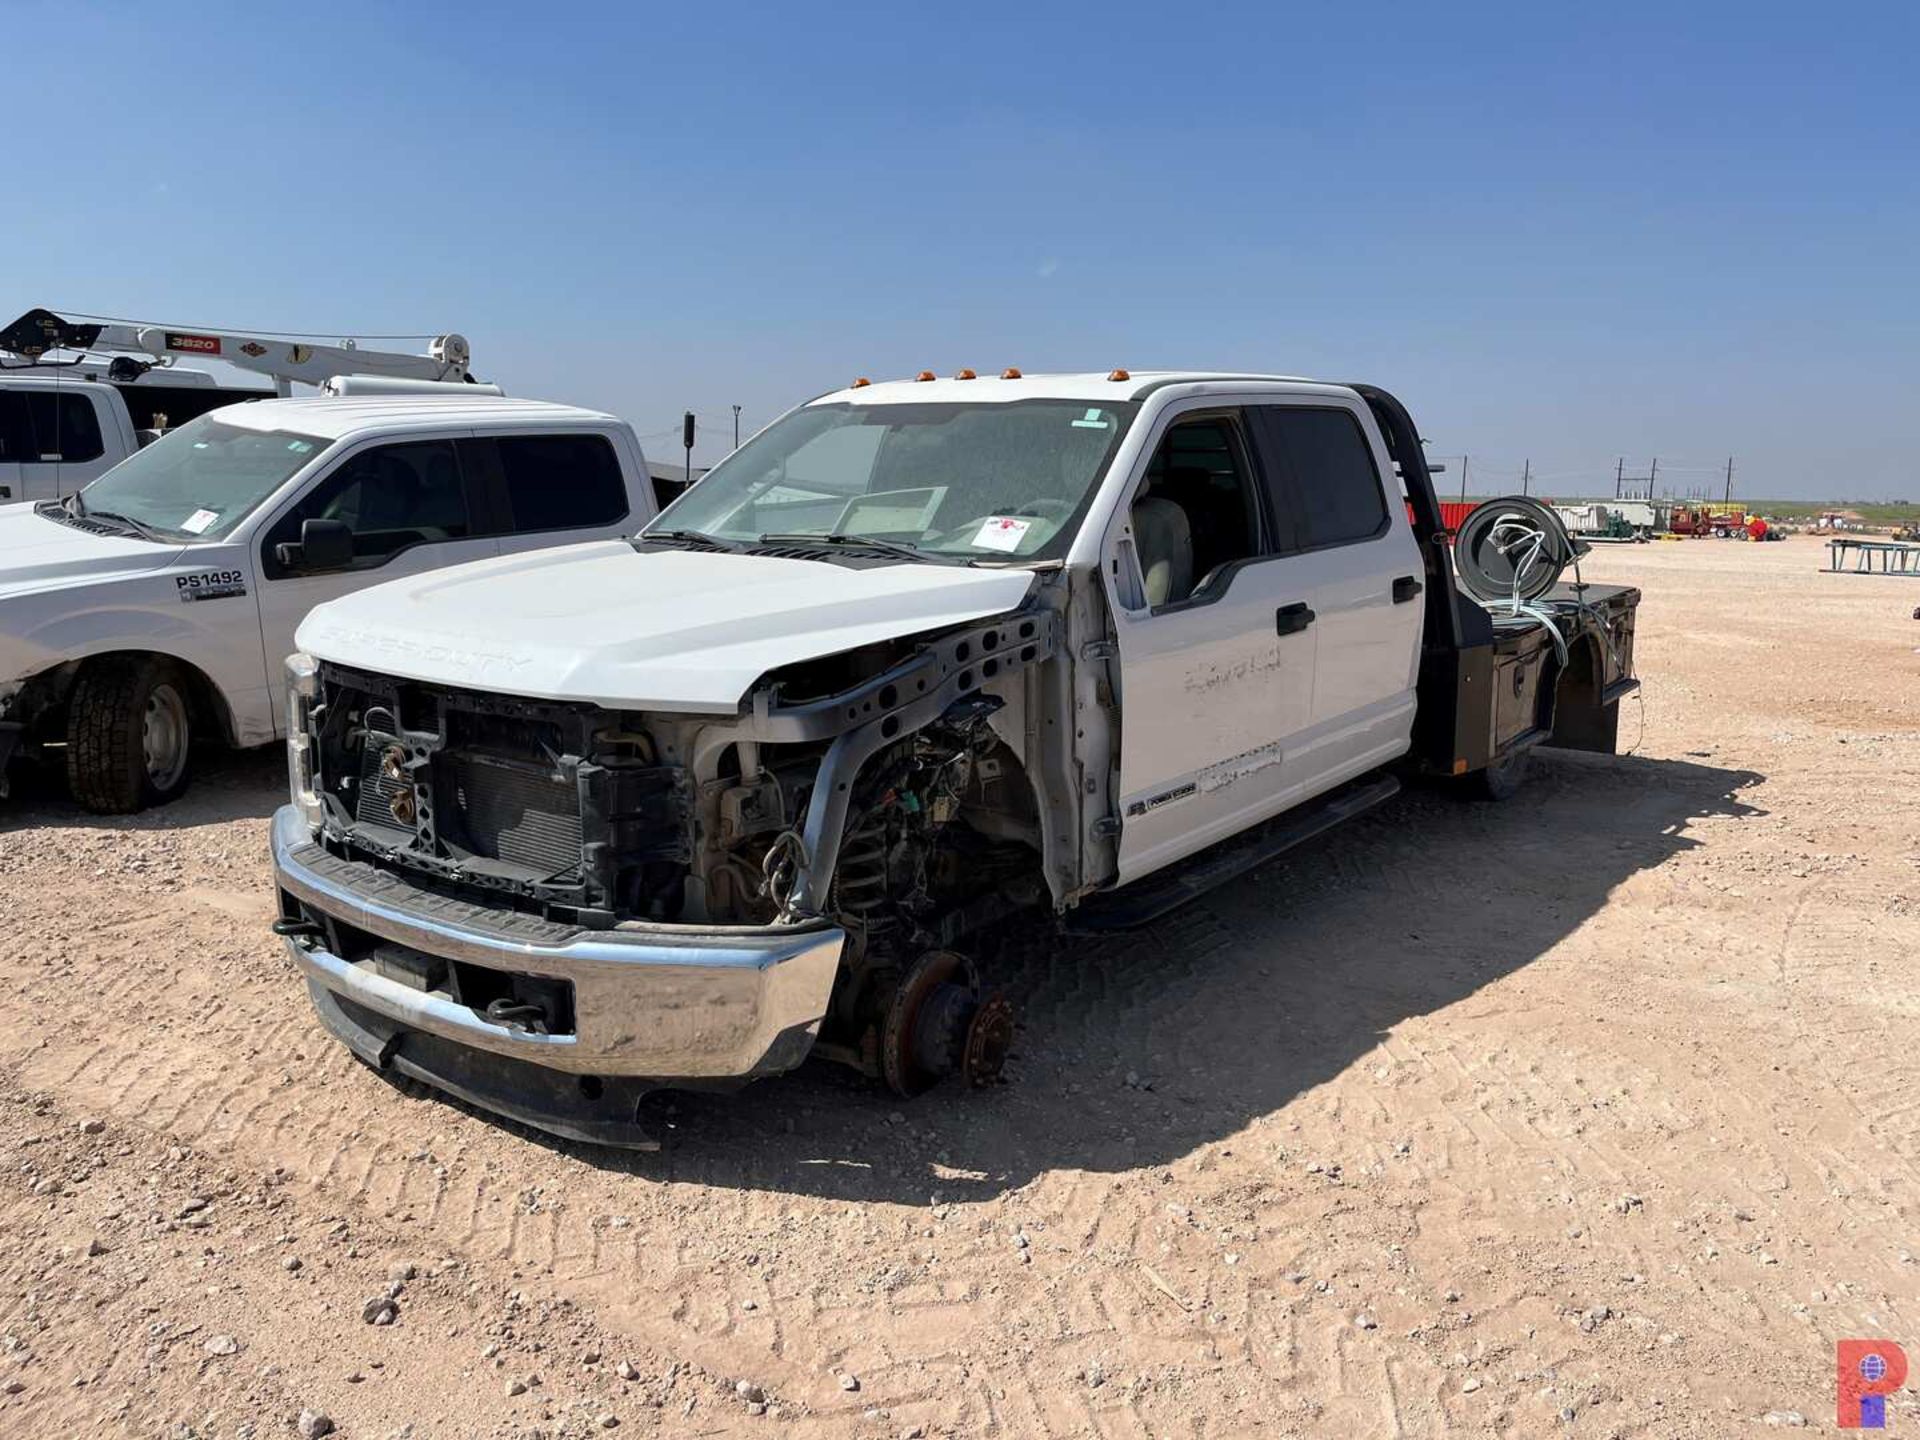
[850,377,871,389]
[954,368,976,380]
[916,370,937,382]
[1109,368,1131,382]
[1001,367,1022,379]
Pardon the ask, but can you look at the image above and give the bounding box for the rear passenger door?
[466,431,637,557]
[1246,403,1424,784]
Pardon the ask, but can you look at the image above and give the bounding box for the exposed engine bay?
[296,601,1075,1091]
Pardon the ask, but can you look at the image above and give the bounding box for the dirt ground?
[2,535,1917,1440]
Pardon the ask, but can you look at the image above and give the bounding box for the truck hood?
[0,502,183,596]
[296,541,1038,711]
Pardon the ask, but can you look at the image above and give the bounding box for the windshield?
[650,398,1140,561]
[77,414,331,541]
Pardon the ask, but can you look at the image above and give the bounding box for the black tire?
[66,655,196,813]
[1469,746,1532,802]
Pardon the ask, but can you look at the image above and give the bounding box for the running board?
[1066,773,1402,933]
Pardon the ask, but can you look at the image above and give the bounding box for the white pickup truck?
[0,394,660,811]
[270,371,1640,1145]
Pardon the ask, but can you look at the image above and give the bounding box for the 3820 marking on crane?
[163,331,222,355]
[175,570,248,603]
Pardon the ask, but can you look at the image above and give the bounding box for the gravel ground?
[1,534,1915,1439]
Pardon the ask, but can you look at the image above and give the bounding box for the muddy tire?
[66,656,196,813]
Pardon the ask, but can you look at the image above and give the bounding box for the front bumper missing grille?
[271,807,843,1144]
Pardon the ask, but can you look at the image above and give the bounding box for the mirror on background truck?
[275,517,354,572]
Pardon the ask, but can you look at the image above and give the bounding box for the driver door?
[1103,404,1319,883]
[254,436,499,725]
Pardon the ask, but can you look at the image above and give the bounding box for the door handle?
[1275,602,1315,636]
[1392,575,1423,604]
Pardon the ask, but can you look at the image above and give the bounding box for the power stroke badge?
[175,569,248,603]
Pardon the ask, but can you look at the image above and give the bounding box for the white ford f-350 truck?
[0,393,660,810]
[270,371,1639,1145]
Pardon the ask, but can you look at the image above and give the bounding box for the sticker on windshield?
[287,439,314,454]
[175,569,247,603]
[971,516,1032,553]
[1071,408,1111,429]
[181,508,220,535]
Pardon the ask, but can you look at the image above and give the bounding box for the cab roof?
[205,394,621,440]
[806,370,1352,407]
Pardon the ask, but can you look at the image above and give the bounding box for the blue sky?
[8,2,1916,498]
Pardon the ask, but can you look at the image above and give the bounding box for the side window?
[20,393,105,464]
[1252,407,1388,550]
[1128,414,1268,609]
[263,440,469,578]
[0,392,30,463]
[495,434,629,532]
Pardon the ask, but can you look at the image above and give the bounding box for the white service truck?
[0,392,661,811]
[270,371,1640,1145]
[0,306,477,503]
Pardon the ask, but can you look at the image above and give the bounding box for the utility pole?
[1723,456,1734,506]
[1649,457,1658,497]
[1521,458,1531,496]
[1615,457,1624,499]
[732,404,742,450]
[1459,454,1469,504]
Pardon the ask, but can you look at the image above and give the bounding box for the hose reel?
[1453,496,1585,604]
[1452,495,1589,664]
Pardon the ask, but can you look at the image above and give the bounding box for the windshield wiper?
[81,508,173,543]
[755,532,935,562]
[636,527,740,553]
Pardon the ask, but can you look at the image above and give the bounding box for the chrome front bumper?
[270,806,844,1091]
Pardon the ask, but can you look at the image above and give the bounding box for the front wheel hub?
[880,949,1014,1096]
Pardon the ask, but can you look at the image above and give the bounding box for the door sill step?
[1066,772,1401,933]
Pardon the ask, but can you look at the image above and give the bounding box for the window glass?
[77,414,330,539]
[25,392,105,464]
[264,440,468,575]
[1253,407,1387,548]
[1129,416,1267,607]
[496,434,628,532]
[0,392,30,463]
[652,400,1138,561]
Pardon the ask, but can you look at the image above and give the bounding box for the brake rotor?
[880,948,978,1097]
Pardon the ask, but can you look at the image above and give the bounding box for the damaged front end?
[274,601,1067,1144]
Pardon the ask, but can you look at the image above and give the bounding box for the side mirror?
[276,517,354,572]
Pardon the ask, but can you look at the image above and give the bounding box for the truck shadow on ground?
[0,746,286,834]
[428,747,1766,1202]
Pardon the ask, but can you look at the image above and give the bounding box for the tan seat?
[1132,491,1194,606]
